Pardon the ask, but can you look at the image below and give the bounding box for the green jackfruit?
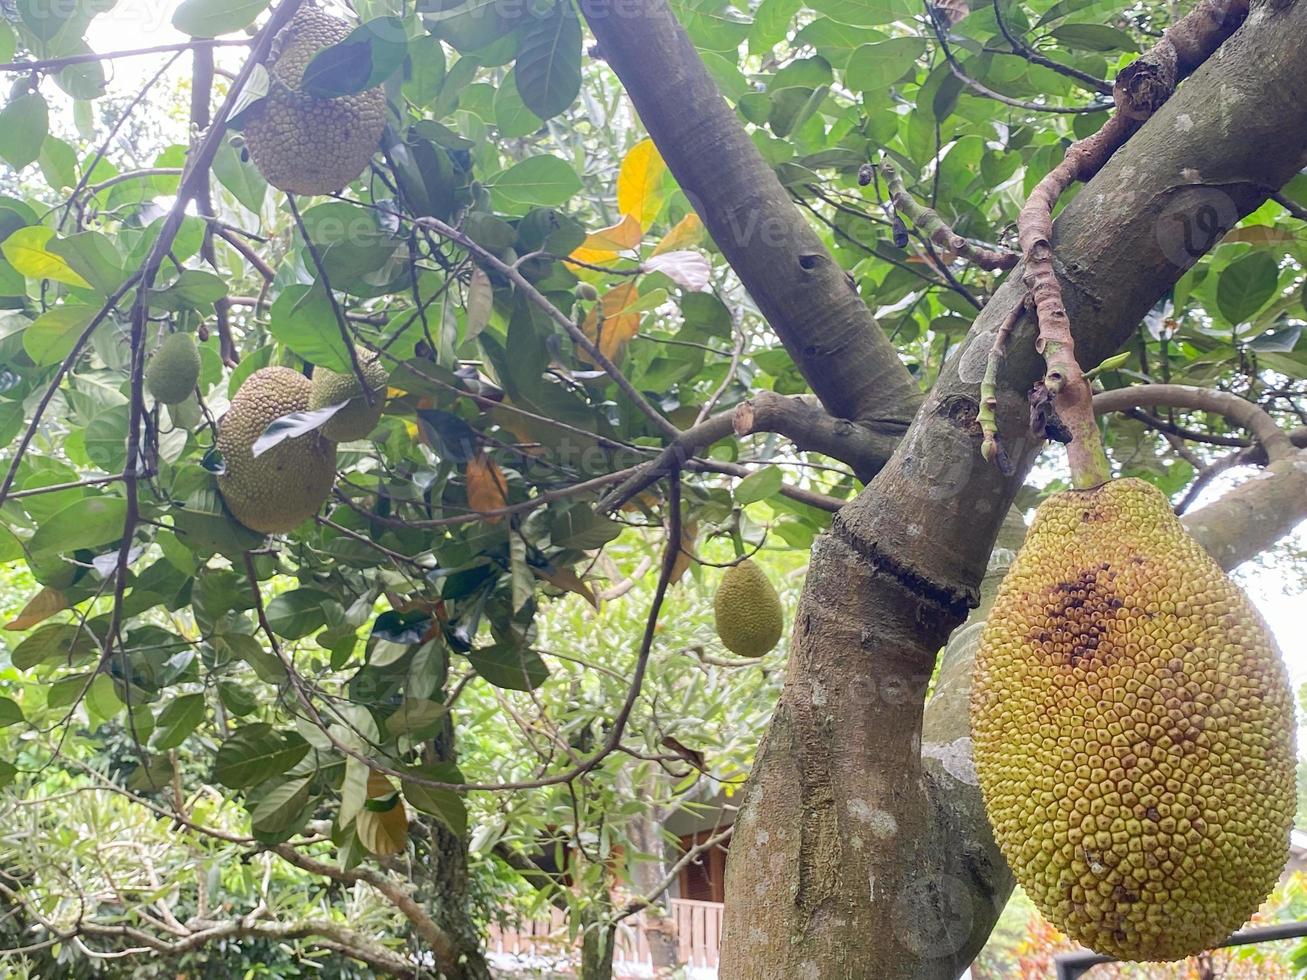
[971,478,1295,962]
[242,6,386,195]
[714,559,784,658]
[216,367,338,534]
[145,332,200,405]
[308,348,389,442]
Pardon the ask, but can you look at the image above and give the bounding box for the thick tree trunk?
[625,784,682,975]
[422,719,493,980]
[718,2,1307,976]
[579,896,617,980]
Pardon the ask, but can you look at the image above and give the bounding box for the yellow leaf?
[568,244,618,271]
[617,138,668,228]
[581,281,642,363]
[653,213,704,256]
[466,452,509,521]
[357,771,407,856]
[5,588,69,630]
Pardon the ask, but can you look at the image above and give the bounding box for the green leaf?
[3,226,92,287]
[302,17,408,97]
[1216,252,1279,325]
[0,93,49,171]
[267,284,355,372]
[154,693,206,749]
[386,697,447,739]
[549,504,622,550]
[0,697,24,728]
[467,644,549,691]
[1049,23,1138,52]
[494,69,544,138]
[251,776,313,833]
[490,155,582,211]
[212,139,267,214]
[214,724,310,788]
[85,673,124,723]
[23,304,99,366]
[172,0,270,38]
[152,269,229,312]
[12,624,99,671]
[401,763,467,837]
[514,0,582,121]
[38,136,78,191]
[0,760,15,789]
[0,23,15,63]
[735,465,784,505]
[265,589,333,640]
[807,0,912,26]
[846,38,926,91]
[404,33,446,106]
[48,231,125,294]
[768,86,828,139]
[28,496,128,558]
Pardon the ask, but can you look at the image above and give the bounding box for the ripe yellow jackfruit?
[714,559,784,658]
[307,348,388,442]
[145,332,200,405]
[217,367,338,534]
[971,478,1295,962]
[242,7,386,195]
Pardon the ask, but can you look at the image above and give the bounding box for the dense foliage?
[0,0,1303,974]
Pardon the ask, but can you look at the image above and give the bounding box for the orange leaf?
[531,565,598,608]
[5,588,69,631]
[466,452,509,521]
[669,518,698,585]
[581,282,642,363]
[652,212,704,255]
[617,138,668,227]
[581,214,643,252]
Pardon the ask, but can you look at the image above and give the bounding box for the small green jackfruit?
[242,6,387,195]
[145,332,200,404]
[714,559,784,658]
[971,478,1295,962]
[308,348,389,442]
[217,367,338,534]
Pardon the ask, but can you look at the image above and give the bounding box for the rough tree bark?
[715,2,1307,976]
[421,716,493,980]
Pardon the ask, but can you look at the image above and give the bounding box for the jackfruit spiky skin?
[145,332,200,405]
[308,348,389,441]
[713,559,784,658]
[242,6,386,195]
[971,478,1295,962]
[216,367,338,534]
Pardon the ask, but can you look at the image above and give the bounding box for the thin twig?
[926,5,1110,115]
[992,0,1113,95]
[414,216,680,440]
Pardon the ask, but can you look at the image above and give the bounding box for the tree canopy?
[0,0,1305,976]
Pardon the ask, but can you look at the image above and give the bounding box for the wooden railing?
[487,898,725,974]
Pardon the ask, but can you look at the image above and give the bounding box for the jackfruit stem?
[1041,337,1112,489]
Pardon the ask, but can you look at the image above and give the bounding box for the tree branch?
[267,844,453,974]
[1094,383,1295,460]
